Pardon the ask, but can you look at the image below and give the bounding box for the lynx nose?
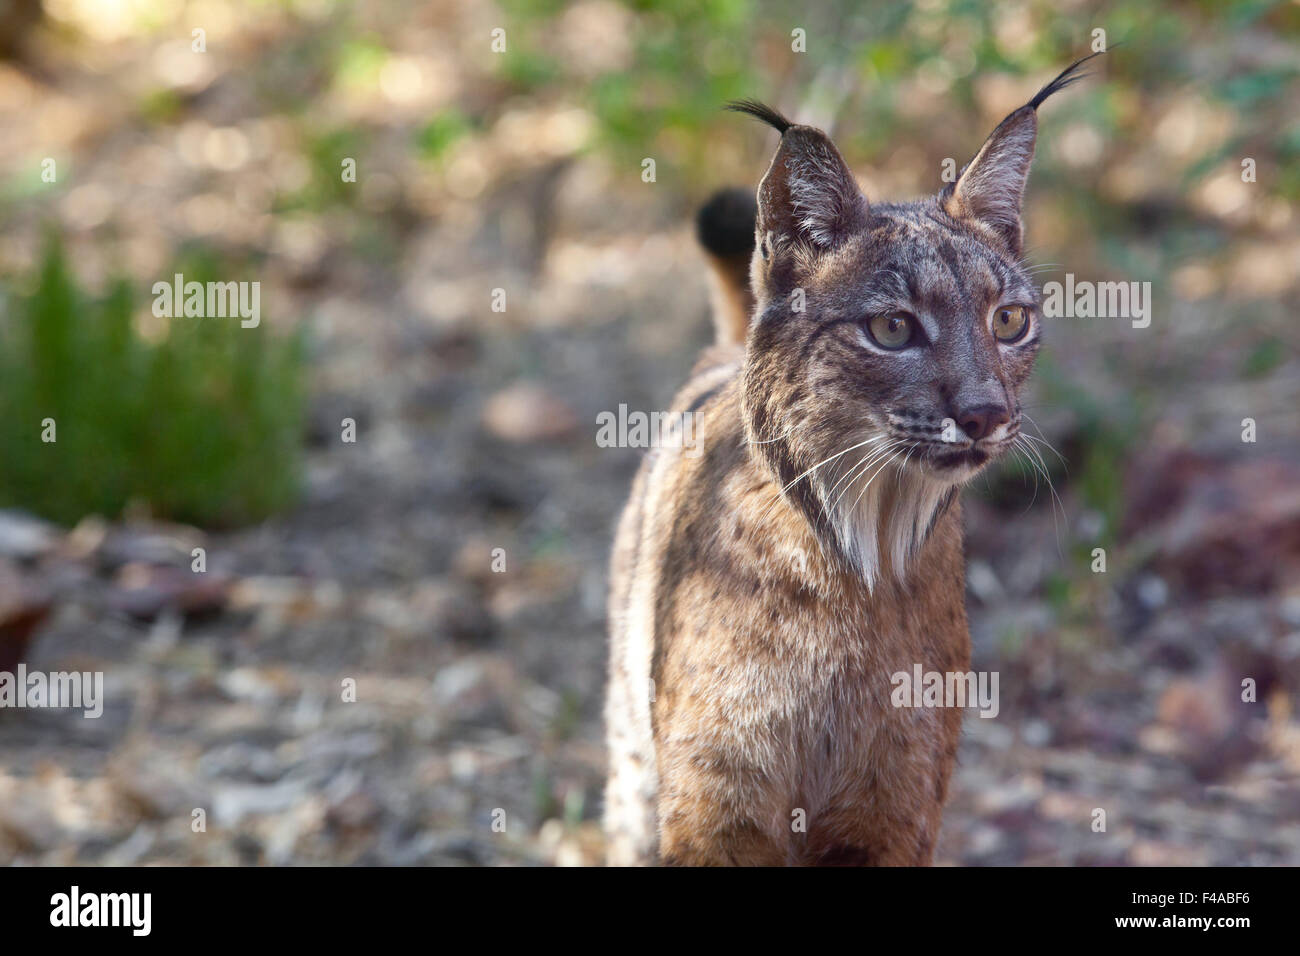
[956,404,1010,442]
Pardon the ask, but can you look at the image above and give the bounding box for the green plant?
[0,234,305,528]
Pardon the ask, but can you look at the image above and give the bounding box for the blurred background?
[1,0,1298,865]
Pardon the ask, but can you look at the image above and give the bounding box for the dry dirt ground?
[3,6,1300,866]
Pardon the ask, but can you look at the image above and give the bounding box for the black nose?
[957,404,1010,442]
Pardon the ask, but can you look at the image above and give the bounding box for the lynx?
[605,55,1099,866]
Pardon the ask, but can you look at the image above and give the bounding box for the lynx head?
[734,55,1099,587]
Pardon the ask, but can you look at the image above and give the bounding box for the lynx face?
[731,57,1096,583]
[750,203,1041,492]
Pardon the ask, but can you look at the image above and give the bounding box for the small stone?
[0,795,61,853]
[482,383,579,443]
[326,790,382,832]
[0,511,58,561]
[106,563,230,620]
[63,515,109,561]
[966,560,1003,603]
[212,779,311,827]
[1136,574,1169,610]
[98,523,205,571]
[1022,719,1052,747]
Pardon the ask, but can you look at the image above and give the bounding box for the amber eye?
[993,305,1030,342]
[867,313,915,350]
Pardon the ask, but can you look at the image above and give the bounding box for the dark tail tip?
[696,187,757,258]
[724,99,793,135]
[1028,50,1106,111]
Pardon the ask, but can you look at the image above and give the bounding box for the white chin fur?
[921,457,983,485]
[823,457,960,592]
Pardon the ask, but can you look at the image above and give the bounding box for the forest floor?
[3,2,1299,865]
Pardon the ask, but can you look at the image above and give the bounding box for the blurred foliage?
[1241,337,1285,379]
[416,110,474,162]
[276,126,365,213]
[496,0,1300,194]
[0,237,305,528]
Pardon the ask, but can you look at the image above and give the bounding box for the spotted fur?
[605,56,1099,865]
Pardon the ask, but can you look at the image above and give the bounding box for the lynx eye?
[992,305,1030,343]
[866,313,915,350]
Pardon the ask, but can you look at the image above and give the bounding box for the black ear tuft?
[941,51,1105,253]
[1028,50,1106,111]
[724,99,793,135]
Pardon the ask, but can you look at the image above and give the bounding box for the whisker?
[756,434,886,521]
[1020,431,1066,473]
[759,434,878,512]
[1020,414,1068,471]
[743,427,796,445]
[826,439,907,515]
[895,444,918,488]
[845,446,906,517]
[1014,434,1066,556]
[786,435,885,493]
[1008,436,1041,515]
[825,437,903,497]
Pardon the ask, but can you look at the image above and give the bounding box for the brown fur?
[704,253,755,346]
[606,350,967,865]
[605,57,1099,865]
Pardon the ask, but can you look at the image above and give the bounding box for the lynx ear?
[728,100,867,254]
[940,53,1102,254]
[940,106,1038,253]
